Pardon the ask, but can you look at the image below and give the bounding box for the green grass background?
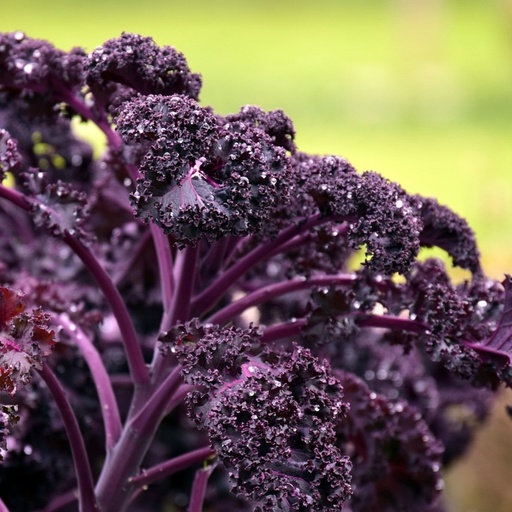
[2,0,512,510]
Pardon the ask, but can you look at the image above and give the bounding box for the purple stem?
[111,229,152,286]
[260,313,428,344]
[94,367,187,510]
[164,383,194,415]
[188,465,216,512]
[358,314,429,333]
[0,184,148,385]
[131,366,183,433]
[261,318,306,344]
[58,90,123,151]
[166,244,200,327]
[191,214,342,316]
[129,446,215,489]
[150,224,174,312]
[38,364,98,512]
[40,489,78,512]
[0,184,30,210]
[0,496,9,512]
[206,273,357,326]
[64,235,149,386]
[151,245,199,383]
[199,237,230,277]
[53,313,122,450]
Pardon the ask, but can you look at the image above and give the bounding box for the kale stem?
[95,369,192,510]
[260,318,307,344]
[150,245,199,383]
[58,90,123,151]
[64,235,149,385]
[358,314,428,333]
[206,273,356,326]
[129,446,215,489]
[38,364,98,512]
[164,383,194,415]
[41,489,78,512]
[0,496,9,512]
[167,244,200,327]
[0,183,148,384]
[150,225,174,311]
[188,465,216,512]
[191,214,343,316]
[0,183,31,210]
[131,366,183,434]
[53,313,122,450]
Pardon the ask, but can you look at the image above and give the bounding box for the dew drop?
[14,31,25,41]
[376,369,388,380]
[364,370,375,381]
[393,403,404,413]
[71,155,83,166]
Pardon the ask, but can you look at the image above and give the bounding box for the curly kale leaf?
[163,322,352,511]
[413,195,481,274]
[0,31,84,98]
[115,94,291,245]
[293,154,422,275]
[407,259,510,387]
[0,287,56,395]
[336,371,444,512]
[85,32,201,112]
[22,169,92,241]
[0,129,22,180]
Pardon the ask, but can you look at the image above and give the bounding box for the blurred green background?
[3,0,512,510]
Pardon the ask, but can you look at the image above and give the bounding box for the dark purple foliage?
[115,94,292,245]
[0,31,509,512]
[165,323,352,511]
[85,33,201,112]
[0,129,22,180]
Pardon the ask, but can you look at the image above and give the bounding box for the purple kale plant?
[0,31,510,512]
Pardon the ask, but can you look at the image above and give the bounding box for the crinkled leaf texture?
[0,287,56,395]
[115,94,291,246]
[0,404,19,461]
[22,169,92,241]
[335,372,444,512]
[465,274,512,376]
[163,322,352,511]
[0,129,22,180]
